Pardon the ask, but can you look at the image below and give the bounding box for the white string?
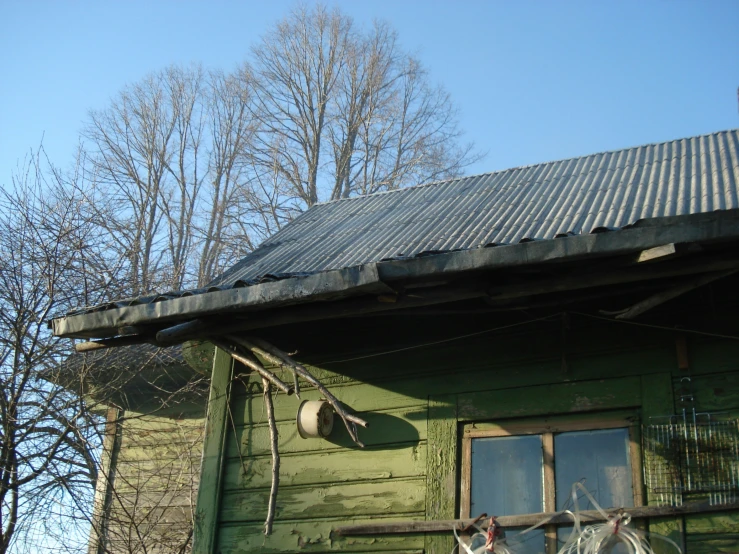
[557,483,682,554]
[452,483,683,554]
[453,521,516,554]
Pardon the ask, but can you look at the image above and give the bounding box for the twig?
[262,378,279,536]
[226,392,249,481]
[228,335,368,447]
[210,339,294,396]
[292,373,301,399]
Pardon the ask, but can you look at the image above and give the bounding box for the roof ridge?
[314,128,739,207]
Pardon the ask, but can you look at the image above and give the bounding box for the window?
[460,414,643,554]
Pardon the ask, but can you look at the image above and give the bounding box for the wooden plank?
[463,410,638,437]
[628,424,645,508]
[231,381,427,424]
[641,372,684,554]
[228,304,738,395]
[114,456,200,477]
[425,394,457,554]
[226,406,426,458]
[335,500,739,534]
[221,443,425,490]
[685,511,739,534]
[115,444,204,463]
[685,533,739,553]
[413,346,673,406]
[685,338,739,377]
[192,347,233,554]
[459,437,472,518]
[217,518,426,553]
[542,432,556,553]
[108,504,194,525]
[231,313,677,393]
[231,315,687,402]
[119,420,204,437]
[111,472,200,495]
[676,371,739,412]
[111,489,198,509]
[119,409,206,427]
[220,477,426,523]
[616,269,737,320]
[457,376,642,421]
[117,414,204,453]
[105,528,194,553]
[637,243,676,263]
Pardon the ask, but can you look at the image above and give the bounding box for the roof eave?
[51,209,739,340]
[52,264,393,339]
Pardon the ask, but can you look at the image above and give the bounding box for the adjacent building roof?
[51,129,739,338]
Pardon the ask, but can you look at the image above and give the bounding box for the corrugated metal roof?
[214,129,739,285]
[65,129,739,316]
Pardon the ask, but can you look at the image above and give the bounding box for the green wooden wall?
[104,404,205,553]
[196,312,739,553]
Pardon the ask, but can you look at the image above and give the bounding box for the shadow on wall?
[324,410,423,450]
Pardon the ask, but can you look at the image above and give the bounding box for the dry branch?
[262,378,279,536]
[210,339,294,396]
[226,335,368,447]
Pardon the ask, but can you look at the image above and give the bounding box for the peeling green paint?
[198,319,739,552]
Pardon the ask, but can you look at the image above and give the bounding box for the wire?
[320,314,560,366]
[317,309,739,368]
[570,312,739,342]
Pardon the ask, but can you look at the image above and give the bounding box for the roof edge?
[377,209,739,281]
[52,264,393,339]
[51,209,739,340]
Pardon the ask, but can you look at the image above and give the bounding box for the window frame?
[459,411,644,553]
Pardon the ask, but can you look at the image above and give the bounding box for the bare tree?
[85,71,180,295]
[82,65,266,295]
[0,148,111,554]
[250,5,482,207]
[196,67,261,284]
[250,4,351,207]
[80,8,481,296]
[0,7,484,553]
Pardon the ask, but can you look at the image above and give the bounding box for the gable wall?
[98,404,205,553]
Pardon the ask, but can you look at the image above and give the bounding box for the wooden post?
[87,406,123,554]
[675,334,689,371]
[426,394,458,554]
[542,433,557,552]
[192,347,233,554]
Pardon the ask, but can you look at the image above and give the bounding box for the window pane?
[471,435,544,516]
[554,428,633,554]
[554,428,633,511]
[502,529,546,554]
[470,435,545,554]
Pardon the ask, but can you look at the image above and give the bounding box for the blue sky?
[1,0,738,185]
